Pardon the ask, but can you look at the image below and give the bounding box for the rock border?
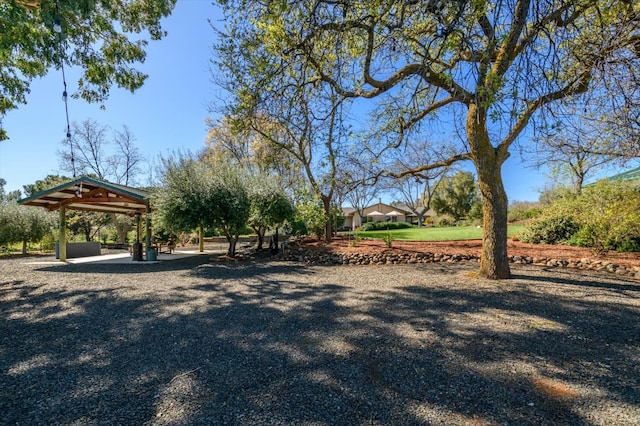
[280,247,640,280]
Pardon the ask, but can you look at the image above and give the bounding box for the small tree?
[248,177,295,251]
[432,172,480,222]
[0,179,21,203]
[0,203,55,254]
[155,155,250,257]
[208,167,251,257]
[291,199,326,239]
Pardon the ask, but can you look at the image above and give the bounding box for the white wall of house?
[343,203,412,230]
[342,203,433,230]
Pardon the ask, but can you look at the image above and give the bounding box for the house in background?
[341,202,433,230]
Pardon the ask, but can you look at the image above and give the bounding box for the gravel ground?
[1,254,639,425]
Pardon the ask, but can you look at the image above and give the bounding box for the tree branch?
[499,70,592,155]
[366,153,470,186]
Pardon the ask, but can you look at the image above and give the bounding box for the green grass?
[351,225,525,241]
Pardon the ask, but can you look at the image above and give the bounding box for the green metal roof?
[19,176,151,215]
[605,166,640,182]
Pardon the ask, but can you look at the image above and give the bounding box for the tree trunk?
[223,225,238,257]
[253,226,265,250]
[575,172,585,194]
[270,228,279,255]
[322,195,332,243]
[476,161,511,279]
[22,240,27,255]
[468,103,511,279]
[226,235,237,257]
[112,213,130,244]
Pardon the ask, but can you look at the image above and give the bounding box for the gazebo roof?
[19,176,151,215]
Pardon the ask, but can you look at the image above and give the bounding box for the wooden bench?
[154,239,176,254]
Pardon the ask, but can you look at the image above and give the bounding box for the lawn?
[352,224,525,241]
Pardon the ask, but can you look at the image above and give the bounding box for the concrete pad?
[25,249,221,265]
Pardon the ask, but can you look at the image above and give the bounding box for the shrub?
[291,200,325,238]
[436,217,452,227]
[508,204,543,222]
[349,232,361,247]
[383,231,394,248]
[616,238,640,253]
[361,221,413,231]
[519,215,579,244]
[522,180,640,252]
[39,232,56,252]
[570,181,640,253]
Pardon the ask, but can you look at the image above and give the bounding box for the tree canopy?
[432,171,480,222]
[247,176,294,251]
[0,0,176,141]
[0,202,55,254]
[215,0,640,278]
[154,154,250,257]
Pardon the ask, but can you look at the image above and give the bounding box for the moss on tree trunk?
[468,104,511,279]
[477,169,511,279]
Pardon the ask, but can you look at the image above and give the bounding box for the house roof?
[19,176,151,215]
[605,166,640,182]
[341,203,433,217]
[342,207,357,216]
[392,203,430,216]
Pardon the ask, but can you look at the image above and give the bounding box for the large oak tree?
[215,0,640,278]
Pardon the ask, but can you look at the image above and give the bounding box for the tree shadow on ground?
[1,261,638,425]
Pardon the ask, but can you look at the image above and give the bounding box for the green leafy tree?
[290,199,325,239]
[22,174,70,197]
[155,154,250,257]
[0,178,21,203]
[208,166,251,256]
[0,202,55,254]
[432,172,480,222]
[1,0,176,141]
[67,211,110,242]
[215,1,640,278]
[248,176,294,251]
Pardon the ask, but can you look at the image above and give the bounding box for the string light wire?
[53,0,76,180]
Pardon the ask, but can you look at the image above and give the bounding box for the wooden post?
[59,206,67,261]
[199,226,204,253]
[135,212,141,243]
[145,206,152,259]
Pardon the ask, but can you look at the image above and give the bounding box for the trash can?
[147,247,157,261]
[132,242,143,261]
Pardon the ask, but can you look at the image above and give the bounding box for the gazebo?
[18,176,153,261]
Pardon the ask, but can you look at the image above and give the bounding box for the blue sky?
[0,1,565,202]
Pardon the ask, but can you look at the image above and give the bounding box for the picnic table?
[154,237,176,254]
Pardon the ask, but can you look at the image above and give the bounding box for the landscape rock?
[280,246,639,280]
